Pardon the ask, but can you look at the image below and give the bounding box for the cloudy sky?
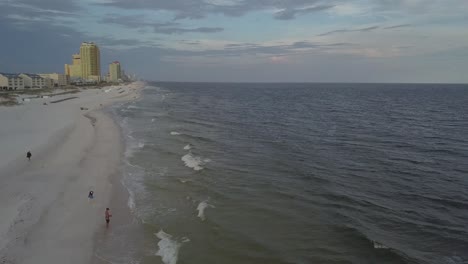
[1,0,467,82]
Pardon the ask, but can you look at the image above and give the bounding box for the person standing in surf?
[26,151,32,161]
[105,208,112,227]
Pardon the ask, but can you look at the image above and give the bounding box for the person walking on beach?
[105,208,112,227]
[26,151,32,161]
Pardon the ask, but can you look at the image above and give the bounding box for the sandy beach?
[0,82,144,264]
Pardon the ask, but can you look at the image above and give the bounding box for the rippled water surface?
[113,83,468,264]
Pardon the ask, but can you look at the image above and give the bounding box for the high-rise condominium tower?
[64,54,82,78]
[109,61,121,82]
[80,42,100,79]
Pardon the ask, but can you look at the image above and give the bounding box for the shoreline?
[91,90,147,264]
[0,82,145,263]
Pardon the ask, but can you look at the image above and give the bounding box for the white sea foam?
[124,139,143,158]
[373,241,389,249]
[127,189,136,211]
[127,196,135,211]
[183,144,191,150]
[121,117,129,127]
[124,144,135,158]
[170,131,181,136]
[197,201,214,221]
[151,118,155,122]
[155,230,181,264]
[181,153,204,171]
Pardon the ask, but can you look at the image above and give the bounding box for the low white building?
[19,73,51,89]
[39,73,69,86]
[0,73,25,90]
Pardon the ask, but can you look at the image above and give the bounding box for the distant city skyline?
[0,0,467,83]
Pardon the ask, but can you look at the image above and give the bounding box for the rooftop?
[21,73,44,78]
[81,42,97,46]
[0,73,21,78]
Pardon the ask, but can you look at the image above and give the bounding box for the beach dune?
[0,83,143,263]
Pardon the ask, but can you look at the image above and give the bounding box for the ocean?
[106,82,468,264]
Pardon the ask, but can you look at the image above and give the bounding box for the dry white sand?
[0,82,144,264]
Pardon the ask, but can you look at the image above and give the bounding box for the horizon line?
[145,80,468,85]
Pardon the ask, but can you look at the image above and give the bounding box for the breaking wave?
[155,230,181,264]
[197,201,214,221]
[181,153,208,171]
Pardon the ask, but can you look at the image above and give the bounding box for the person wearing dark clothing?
[105,208,112,227]
[88,191,94,199]
[27,151,32,161]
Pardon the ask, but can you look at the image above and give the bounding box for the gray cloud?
[0,13,84,74]
[384,24,412,29]
[395,45,413,49]
[153,25,223,34]
[100,15,223,34]
[94,36,159,47]
[317,23,410,37]
[179,40,201,45]
[374,0,437,13]
[10,0,79,12]
[101,39,354,61]
[98,0,333,20]
[318,26,379,36]
[225,43,260,49]
[0,1,78,21]
[175,41,355,58]
[274,5,335,20]
[115,40,350,62]
[100,14,146,28]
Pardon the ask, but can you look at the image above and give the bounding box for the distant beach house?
[39,73,70,87]
[19,73,52,89]
[0,73,25,90]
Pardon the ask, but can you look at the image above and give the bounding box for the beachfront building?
[0,73,25,90]
[19,73,51,89]
[80,42,100,80]
[64,54,82,79]
[109,61,121,82]
[89,75,101,82]
[39,73,69,86]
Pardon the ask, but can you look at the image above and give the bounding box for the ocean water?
[111,83,468,264]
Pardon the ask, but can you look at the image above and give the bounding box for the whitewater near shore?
[0,82,144,264]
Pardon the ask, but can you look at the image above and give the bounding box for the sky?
[0,0,467,83]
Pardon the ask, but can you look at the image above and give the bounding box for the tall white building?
[0,73,25,90]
